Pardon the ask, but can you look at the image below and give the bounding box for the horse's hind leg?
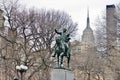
[67,55,70,68]
[57,55,60,67]
[59,53,64,67]
[60,56,63,67]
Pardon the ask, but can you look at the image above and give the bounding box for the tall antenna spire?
[86,7,90,29]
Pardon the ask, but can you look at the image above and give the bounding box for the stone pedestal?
[51,68,74,80]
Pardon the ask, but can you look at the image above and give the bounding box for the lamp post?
[16,65,28,80]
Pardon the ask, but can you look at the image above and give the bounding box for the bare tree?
[0,0,78,80]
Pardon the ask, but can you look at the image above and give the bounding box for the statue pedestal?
[51,68,74,80]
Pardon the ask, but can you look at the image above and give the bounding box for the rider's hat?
[63,28,67,32]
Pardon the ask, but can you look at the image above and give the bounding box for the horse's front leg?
[57,54,60,68]
[59,52,64,68]
[67,54,70,68]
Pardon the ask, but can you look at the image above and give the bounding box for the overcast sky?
[20,0,120,40]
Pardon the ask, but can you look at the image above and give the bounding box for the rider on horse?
[52,28,70,57]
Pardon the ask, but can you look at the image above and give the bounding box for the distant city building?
[81,8,95,55]
[71,8,96,80]
[106,5,117,49]
[105,4,120,80]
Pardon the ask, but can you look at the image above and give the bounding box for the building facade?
[105,4,120,80]
[71,8,96,80]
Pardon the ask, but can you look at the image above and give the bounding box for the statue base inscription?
[51,68,74,80]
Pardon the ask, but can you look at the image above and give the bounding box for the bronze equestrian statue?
[52,28,71,68]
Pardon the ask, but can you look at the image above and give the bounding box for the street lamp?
[16,65,28,80]
[13,77,19,80]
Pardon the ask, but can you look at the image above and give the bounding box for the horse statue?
[53,35,71,68]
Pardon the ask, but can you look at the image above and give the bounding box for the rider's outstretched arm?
[55,29,61,35]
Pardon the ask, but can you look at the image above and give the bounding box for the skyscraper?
[106,5,117,48]
[81,8,95,54]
